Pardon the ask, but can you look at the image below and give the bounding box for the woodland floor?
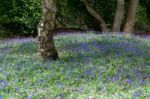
[0,32,150,98]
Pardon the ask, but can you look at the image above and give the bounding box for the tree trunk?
[81,0,109,32]
[123,0,139,33]
[37,0,59,60]
[112,0,124,32]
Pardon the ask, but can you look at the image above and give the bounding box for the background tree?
[37,0,59,60]
[123,0,139,33]
[81,0,109,32]
[112,0,124,32]
[0,0,149,36]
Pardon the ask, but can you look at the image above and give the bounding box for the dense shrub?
[135,4,150,32]
[0,0,41,36]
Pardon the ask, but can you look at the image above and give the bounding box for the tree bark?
[81,0,109,32]
[112,0,124,32]
[37,0,59,60]
[123,0,139,33]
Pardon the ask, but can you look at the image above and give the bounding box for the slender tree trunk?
[123,0,139,33]
[81,0,109,32]
[37,0,59,60]
[112,0,124,32]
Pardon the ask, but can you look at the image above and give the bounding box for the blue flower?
[84,68,95,79]
[132,90,141,99]
[126,78,131,84]
[55,94,65,99]
[0,80,8,90]
[26,95,32,99]
[147,94,150,99]
[138,79,144,85]
[112,76,119,82]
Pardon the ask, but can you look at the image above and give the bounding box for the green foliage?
[136,5,149,24]
[56,0,116,29]
[57,0,150,31]
[93,0,116,24]
[0,34,150,98]
[0,0,14,23]
[57,0,85,28]
[0,0,150,35]
[135,4,150,31]
[140,0,150,21]
[0,0,41,35]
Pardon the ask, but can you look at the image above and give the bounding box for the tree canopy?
[0,0,149,36]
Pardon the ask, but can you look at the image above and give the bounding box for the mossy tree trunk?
[37,0,59,60]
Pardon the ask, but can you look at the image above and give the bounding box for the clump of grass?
[0,33,150,98]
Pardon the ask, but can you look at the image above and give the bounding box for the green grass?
[0,33,150,99]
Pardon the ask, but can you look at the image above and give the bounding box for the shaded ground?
[0,28,150,39]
